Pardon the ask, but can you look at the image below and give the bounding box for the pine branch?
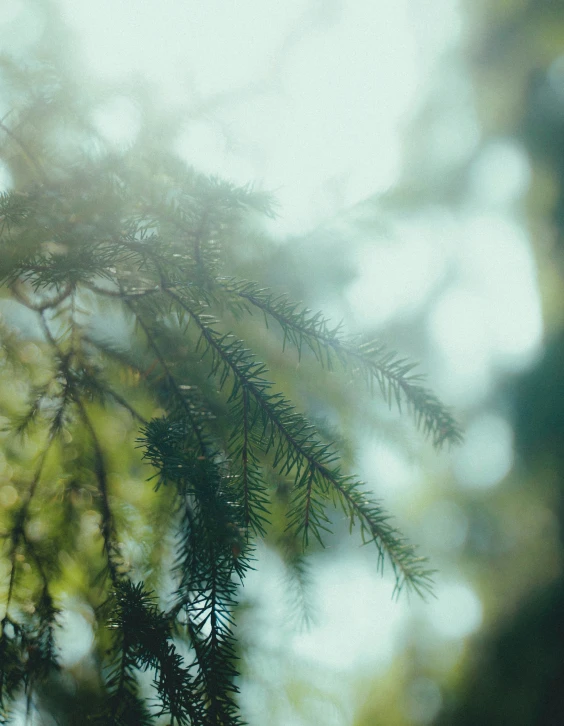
[281,546,316,630]
[161,289,431,593]
[125,298,210,456]
[216,278,462,448]
[76,398,122,584]
[141,428,248,725]
[228,385,270,538]
[34,309,122,582]
[102,580,203,726]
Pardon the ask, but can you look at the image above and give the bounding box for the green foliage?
[0,56,461,726]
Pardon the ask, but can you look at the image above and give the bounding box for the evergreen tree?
[0,18,461,725]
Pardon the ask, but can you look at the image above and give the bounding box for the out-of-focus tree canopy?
[427,2,564,723]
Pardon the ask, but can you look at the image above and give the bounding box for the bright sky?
[51,0,460,234]
[1,0,545,723]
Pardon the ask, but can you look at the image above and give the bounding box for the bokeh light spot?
[56,607,94,666]
[453,412,514,489]
[291,556,408,671]
[429,581,483,639]
[469,140,531,207]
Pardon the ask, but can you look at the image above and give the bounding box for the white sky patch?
[281,3,418,133]
[346,207,456,328]
[91,96,141,148]
[347,216,450,327]
[291,555,408,671]
[56,0,461,237]
[428,211,542,402]
[59,0,308,101]
[428,286,493,402]
[429,105,481,169]
[0,1,23,24]
[241,546,410,684]
[0,0,44,57]
[175,120,258,185]
[239,542,295,651]
[460,213,543,365]
[410,0,462,58]
[359,438,423,507]
[468,140,531,207]
[453,412,514,489]
[56,605,94,666]
[229,1,420,234]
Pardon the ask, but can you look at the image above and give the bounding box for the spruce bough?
[0,134,461,723]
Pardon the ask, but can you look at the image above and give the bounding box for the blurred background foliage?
[1,0,564,723]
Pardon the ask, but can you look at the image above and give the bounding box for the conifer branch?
[140,422,248,725]
[103,580,203,725]
[162,289,431,592]
[124,298,209,455]
[228,385,269,537]
[33,308,122,582]
[217,279,462,448]
[75,399,121,585]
